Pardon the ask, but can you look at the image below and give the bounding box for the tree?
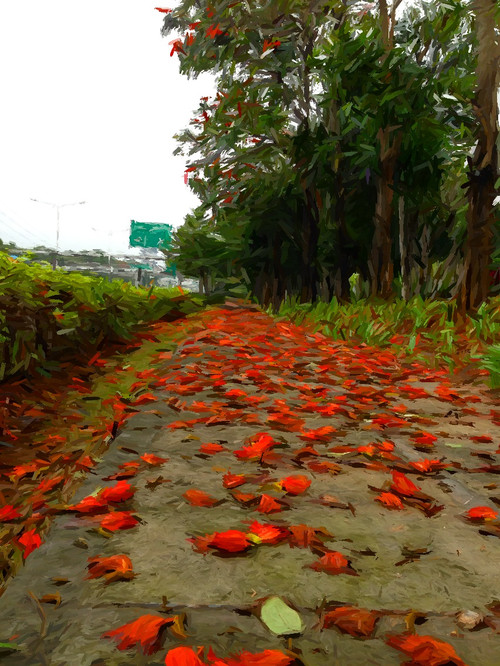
[456,0,500,313]
[161,0,351,306]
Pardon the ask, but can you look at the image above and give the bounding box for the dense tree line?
[159,0,499,313]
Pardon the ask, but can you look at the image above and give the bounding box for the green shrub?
[0,253,206,381]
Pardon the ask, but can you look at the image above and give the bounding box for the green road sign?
[130,263,152,270]
[129,221,173,249]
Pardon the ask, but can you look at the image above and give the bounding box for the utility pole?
[30,198,87,269]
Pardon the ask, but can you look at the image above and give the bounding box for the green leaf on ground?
[260,596,304,636]
[0,642,21,654]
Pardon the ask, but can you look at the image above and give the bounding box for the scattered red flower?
[18,529,42,559]
[224,650,292,666]
[257,494,284,514]
[103,614,177,655]
[391,471,421,497]
[199,442,226,455]
[323,606,379,637]
[465,506,498,522]
[99,481,136,504]
[0,505,21,521]
[278,475,311,495]
[183,489,219,507]
[375,492,404,510]
[386,633,466,666]
[99,511,139,532]
[86,554,134,583]
[246,521,289,545]
[164,646,205,665]
[141,453,168,465]
[309,551,357,576]
[223,472,247,489]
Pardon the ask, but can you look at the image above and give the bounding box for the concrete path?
[0,305,499,665]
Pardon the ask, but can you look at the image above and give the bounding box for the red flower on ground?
[391,471,421,497]
[257,494,284,514]
[103,614,176,655]
[223,650,292,665]
[323,606,379,637]
[183,489,219,507]
[465,506,498,522]
[164,646,205,665]
[99,511,139,532]
[222,472,247,489]
[375,492,404,510]
[86,554,135,583]
[0,505,21,521]
[199,442,226,455]
[278,475,311,495]
[99,481,136,504]
[309,551,358,576]
[191,530,252,554]
[70,496,109,514]
[246,521,289,545]
[141,453,168,465]
[18,529,42,559]
[386,633,467,665]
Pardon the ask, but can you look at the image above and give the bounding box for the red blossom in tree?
[262,39,281,52]
[206,23,223,39]
[169,39,186,57]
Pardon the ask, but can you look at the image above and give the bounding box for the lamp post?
[30,198,87,269]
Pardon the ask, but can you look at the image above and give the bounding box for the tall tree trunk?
[299,187,320,303]
[369,1,402,299]
[335,171,351,301]
[398,195,411,300]
[201,269,210,295]
[271,232,285,312]
[457,0,499,314]
[418,224,431,295]
[370,128,401,298]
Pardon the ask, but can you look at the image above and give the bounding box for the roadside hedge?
[0,253,210,381]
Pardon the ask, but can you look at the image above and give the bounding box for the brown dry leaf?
[169,613,187,640]
[39,593,61,607]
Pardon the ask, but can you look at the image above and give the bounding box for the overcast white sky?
[0,1,215,253]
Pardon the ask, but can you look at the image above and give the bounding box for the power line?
[0,212,49,247]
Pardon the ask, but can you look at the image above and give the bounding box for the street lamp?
[30,198,87,269]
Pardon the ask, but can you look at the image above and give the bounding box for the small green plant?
[272,292,500,387]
